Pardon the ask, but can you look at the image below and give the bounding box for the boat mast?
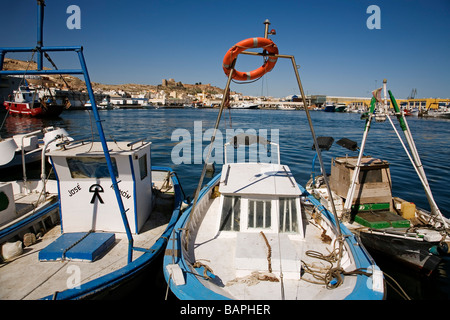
[37,0,44,70]
[389,89,448,229]
[343,96,377,213]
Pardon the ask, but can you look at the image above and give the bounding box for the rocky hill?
[3,58,227,96]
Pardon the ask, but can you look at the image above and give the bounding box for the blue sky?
[2,0,450,98]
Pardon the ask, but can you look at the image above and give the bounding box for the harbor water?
[1,108,449,300]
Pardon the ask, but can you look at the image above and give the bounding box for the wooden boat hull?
[358,231,441,276]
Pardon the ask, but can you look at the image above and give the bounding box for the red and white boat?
[3,86,65,118]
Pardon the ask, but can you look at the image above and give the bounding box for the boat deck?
[0,175,175,300]
[192,197,358,300]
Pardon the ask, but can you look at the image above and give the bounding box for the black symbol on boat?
[89,184,104,204]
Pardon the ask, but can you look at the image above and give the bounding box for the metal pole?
[0,50,5,71]
[77,48,135,263]
[290,56,342,236]
[184,60,236,250]
[389,90,447,229]
[21,129,43,192]
[343,97,376,211]
[264,19,270,38]
[239,49,343,236]
[37,0,45,70]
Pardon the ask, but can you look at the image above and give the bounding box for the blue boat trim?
[0,201,59,243]
[163,174,230,300]
[298,184,385,300]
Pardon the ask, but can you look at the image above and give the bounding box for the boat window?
[359,169,382,184]
[248,200,271,229]
[220,196,240,231]
[279,197,298,233]
[67,157,118,179]
[139,154,148,180]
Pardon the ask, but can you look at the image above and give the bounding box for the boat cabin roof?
[334,156,390,170]
[46,141,151,157]
[219,163,301,197]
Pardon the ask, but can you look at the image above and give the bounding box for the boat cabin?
[192,135,305,279]
[330,156,392,212]
[47,141,152,234]
[13,86,38,104]
[218,163,303,236]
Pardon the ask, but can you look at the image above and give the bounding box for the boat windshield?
[67,156,119,179]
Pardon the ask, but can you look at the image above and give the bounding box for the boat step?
[355,210,410,229]
[39,232,115,262]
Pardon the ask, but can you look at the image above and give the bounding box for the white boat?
[307,84,450,275]
[85,99,110,110]
[163,134,384,300]
[0,127,72,171]
[307,153,449,275]
[0,0,186,300]
[1,128,72,261]
[230,102,259,109]
[277,105,295,110]
[419,105,450,119]
[0,140,184,299]
[98,97,112,109]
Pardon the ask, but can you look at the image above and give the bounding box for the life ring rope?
[222,37,278,81]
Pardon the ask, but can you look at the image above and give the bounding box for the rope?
[260,231,272,273]
[300,238,348,288]
[193,261,215,280]
[383,272,411,300]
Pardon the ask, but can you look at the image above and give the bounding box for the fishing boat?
[163,20,384,300]
[277,105,296,110]
[164,134,384,300]
[335,103,346,112]
[323,102,335,112]
[418,105,450,119]
[3,85,65,118]
[0,126,71,171]
[0,1,184,299]
[307,81,450,275]
[0,128,71,261]
[230,102,259,109]
[307,153,449,275]
[0,140,184,299]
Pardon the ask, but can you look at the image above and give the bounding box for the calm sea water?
[1,108,449,300]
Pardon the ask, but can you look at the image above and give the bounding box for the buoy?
[222,37,278,81]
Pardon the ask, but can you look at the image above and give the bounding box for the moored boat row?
[1,2,447,301]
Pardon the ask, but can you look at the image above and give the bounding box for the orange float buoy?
[222,37,278,81]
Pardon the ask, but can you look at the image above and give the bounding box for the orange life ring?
[222,37,278,81]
